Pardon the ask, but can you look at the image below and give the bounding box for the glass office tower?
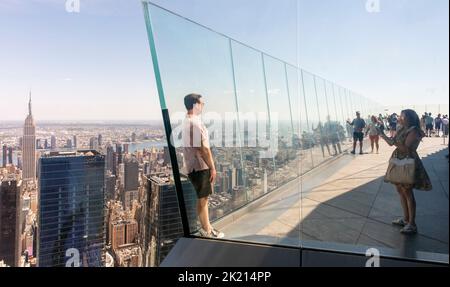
[0,177,20,267]
[143,173,197,267]
[37,151,106,267]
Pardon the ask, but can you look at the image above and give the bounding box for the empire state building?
[23,93,36,181]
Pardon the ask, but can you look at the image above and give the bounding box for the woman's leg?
[395,185,409,222]
[403,186,417,226]
[375,136,379,153]
[370,137,374,152]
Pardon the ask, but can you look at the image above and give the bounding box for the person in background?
[324,116,343,156]
[377,109,432,235]
[425,113,434,137]
[420,113,427,133]
[378,113,386,133]
[434,114,442,137]
[365,116,381,153]
[442,115,449,137]
[347,111,366,155]
[345,120,353,143]
[388,113,398,137]
[314,122,331,158]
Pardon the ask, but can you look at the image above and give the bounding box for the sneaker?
[392,218,408,227]
[210,228,224,239]
[199,228,211,238]
[350,150,356,155]
[400,224,418,235]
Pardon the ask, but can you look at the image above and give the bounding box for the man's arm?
[194,122,216,183]
[199,147,215,170]
[199,147,216,183]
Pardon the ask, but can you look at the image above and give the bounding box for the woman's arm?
[376,125,395,145]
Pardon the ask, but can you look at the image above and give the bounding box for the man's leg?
[352,133,357,153]
[197,197,211,233]
[359,134,364,154]
[320,143,325,157]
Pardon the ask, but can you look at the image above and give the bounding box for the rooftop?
[41,150,102,158]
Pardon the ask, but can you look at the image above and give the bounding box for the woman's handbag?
[385,157,416,185]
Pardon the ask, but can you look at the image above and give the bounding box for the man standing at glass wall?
[347,111,366,155]
[182,93,224,239]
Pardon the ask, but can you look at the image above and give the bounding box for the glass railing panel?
[324,80,346,156]
[263,55,298,187]
[231,41,277,199]
[298,69,315,174]
[301,70,322,168]
[315,76,334,162]
[336,85,352,149]
[285,65,302,178]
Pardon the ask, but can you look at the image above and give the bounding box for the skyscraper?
[0,177,21,267]
[123,156,139,192]
[66,139,73,149]
[105,173,116,201]
[106,145,114,173]
[50,135,57,150]
[116,144,123,165]
[163,146,170,166]
[23,94,36,181]
[109,220,138,250]
[73,135,77,149]
[8,147,13,165]
[98,134,103,147]
[2,145,7,167]
[89,137,98,151]
[142,173,197,267]
[37,150,106,267]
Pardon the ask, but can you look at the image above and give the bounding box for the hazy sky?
[0,0,448,121]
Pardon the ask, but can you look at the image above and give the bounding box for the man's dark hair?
[184,93,202,110]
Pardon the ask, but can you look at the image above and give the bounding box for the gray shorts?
[188,169,213,199]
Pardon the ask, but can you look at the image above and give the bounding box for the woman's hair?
[401,109,425,138]
[371,115,377,123]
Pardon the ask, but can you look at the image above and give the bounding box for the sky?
[0,0,448,121]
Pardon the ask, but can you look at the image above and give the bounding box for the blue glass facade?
[37,151,106,267]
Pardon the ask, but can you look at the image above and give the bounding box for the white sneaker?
[199,228,224,239]
[210,228,225,239]
[199,228,211,238]
[400,224,418,235]
[391,218,408,227]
